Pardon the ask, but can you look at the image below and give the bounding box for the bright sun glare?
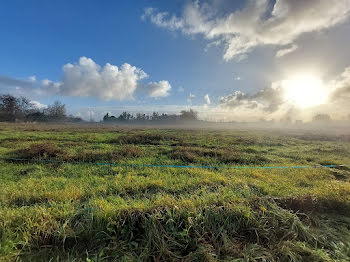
[282,75,328,108]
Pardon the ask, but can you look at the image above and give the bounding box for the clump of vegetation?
[14,142,63,160]
[116,133,183,145]
[171,146,270,165]
[12,143,144,163]
[115,145,143,158]
[64,146,143,162]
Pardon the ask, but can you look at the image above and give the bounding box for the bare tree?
[45,100,66,121]
[0,94,34,122]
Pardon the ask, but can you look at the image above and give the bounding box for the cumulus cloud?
[30,100,48,109]
[329,67,350,102]
[204,94,211,104]
[59,57,148,100]
[41,79,62,94]
[146,80,171,98]
[220,84,285,113]
[216,80,310,121]
[0,57,171,101]
[143,0,350,61]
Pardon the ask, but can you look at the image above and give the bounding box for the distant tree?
[312,114,331,122]
[0,94,34,122]
[103,113,110,121]
[118,111,133,121]
[180,109,198,121]
[152,112,160,121]
[26,111,48,122]
[45,100,66,121]
[101,109,198,124]
[103,113,118,122]
[136,113,147,121]
[66,114,83,122]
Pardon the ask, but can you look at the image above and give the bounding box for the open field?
[1,123,350,261]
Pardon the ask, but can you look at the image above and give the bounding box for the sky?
[1,0,350,121]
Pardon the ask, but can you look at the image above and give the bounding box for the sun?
[282,74,328,108]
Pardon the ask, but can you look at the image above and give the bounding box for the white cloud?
[30,100,48,109]
[329,67,350,101]
[187,93,195,103]
[28,76,36,82]
[143,0,350,61]
[204,94,211,104]
[276,44,298,58]
[41,79,62,94]
[146,80,171,98]
[234,76,241,80]
[60,57,148,101]
[41,79,61,88]
[0,57,171,101]
[142,7,184,30]
[219,85,285,113]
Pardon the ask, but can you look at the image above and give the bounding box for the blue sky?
[1,0,350,121]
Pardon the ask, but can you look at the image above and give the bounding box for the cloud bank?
[214,66,350,121]
[143,0,350,61]
[0,57,171,101]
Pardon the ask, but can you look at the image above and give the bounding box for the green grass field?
[1,123,350,261]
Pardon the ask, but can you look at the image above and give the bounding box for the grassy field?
[0,123,350,261]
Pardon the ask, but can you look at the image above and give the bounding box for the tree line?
[0,93,198,123]
[103,109,198,123]
[0,94,82,122]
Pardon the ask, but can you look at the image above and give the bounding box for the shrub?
[14,142,63,160]
[115,145,143,158]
